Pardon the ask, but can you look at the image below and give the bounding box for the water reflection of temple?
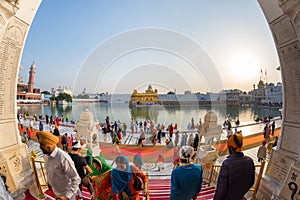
[129,85,158,106]
[130,105,159,121]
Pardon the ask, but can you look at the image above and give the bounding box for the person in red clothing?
[168,123,174,138]
[55,116,60,127]
[25,127,31,139]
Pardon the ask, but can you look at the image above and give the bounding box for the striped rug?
[24,179,215,200]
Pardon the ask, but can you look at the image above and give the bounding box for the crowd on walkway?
[27,130,256,200]
[13,111,281,199]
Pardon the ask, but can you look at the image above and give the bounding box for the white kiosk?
[75,108,101,156]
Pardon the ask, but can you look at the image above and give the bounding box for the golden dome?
[258,80,264,86]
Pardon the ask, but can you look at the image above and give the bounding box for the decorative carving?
[5,0,20,6]
[197,111,222,165]
[75,108,100,151]
[271,15,297,46]
[0,159,16,192]
[0,15,5,31]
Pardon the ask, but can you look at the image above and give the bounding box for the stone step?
[25,179,215,200]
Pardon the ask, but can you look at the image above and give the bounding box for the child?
[156,154,165,171]
[257,141,267,162]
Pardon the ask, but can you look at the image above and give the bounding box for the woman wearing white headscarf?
[170,146,203,200]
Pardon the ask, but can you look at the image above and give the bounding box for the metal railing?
[30,150,151,200]
[30,150,47,199]
[202,160,265,200]
[251,160,266,200]
[145,165,150,200]
[30,148,265,200]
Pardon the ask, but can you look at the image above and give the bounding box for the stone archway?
[0,0,299,198]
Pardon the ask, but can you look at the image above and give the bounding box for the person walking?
[271,121,276,136]
[188,133,194,147]
[193,133,200,151]
[111,129,121,154]
[214,133,255,200]
[257,141,267,162]
[68,141,93,199]
[61,133,69,152]
[181,132,188,146]
[174,130,179,147]
[110,155,148,200]
[170,146,203,200]
[157,124,162,144]
[39,121,44,131]
[90,156,113,200]
[263,123,271,141]
[45,114,49,124]
[36,131,81,200]
[168,123,174,138]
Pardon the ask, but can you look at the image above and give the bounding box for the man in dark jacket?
[214,133,255,200]
[69,141,93,199]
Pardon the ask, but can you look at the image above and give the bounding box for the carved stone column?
[257,1,300,199]
[0,0,41,199]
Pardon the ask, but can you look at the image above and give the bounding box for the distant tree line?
[74,94,89,99]
[50,93,72,103]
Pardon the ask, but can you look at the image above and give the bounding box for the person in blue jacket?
[170,146,203,200]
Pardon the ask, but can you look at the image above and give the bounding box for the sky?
[20,0,281,95]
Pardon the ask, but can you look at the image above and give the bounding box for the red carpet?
[147,179,215,200]
[24,189,37,200]
[100,143,175,162]
[25,179,215,200]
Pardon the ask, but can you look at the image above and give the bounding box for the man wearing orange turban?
[36,131,81,200]
[214,133,255,200]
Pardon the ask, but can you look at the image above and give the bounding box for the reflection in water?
[130,105,160,122]
[19,103,281,129]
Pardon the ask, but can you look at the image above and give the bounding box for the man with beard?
[37,131,80,200]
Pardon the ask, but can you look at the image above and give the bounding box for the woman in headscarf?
[90,155,113,200]
[133,153,144,170]
[170,146,203,200]
[111,155,148,200]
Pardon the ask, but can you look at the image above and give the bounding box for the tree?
[74,94,89,99]
[167,91,175,95]
[55,93,72,102]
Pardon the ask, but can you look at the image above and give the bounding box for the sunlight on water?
[19,103,281,132]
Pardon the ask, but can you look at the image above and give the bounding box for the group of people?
[257,136,279,162]
[35,131,149,200]
[2,131,257,200]
[169,132,256,200]
[263,121,276,141]
[19,110,258,200]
